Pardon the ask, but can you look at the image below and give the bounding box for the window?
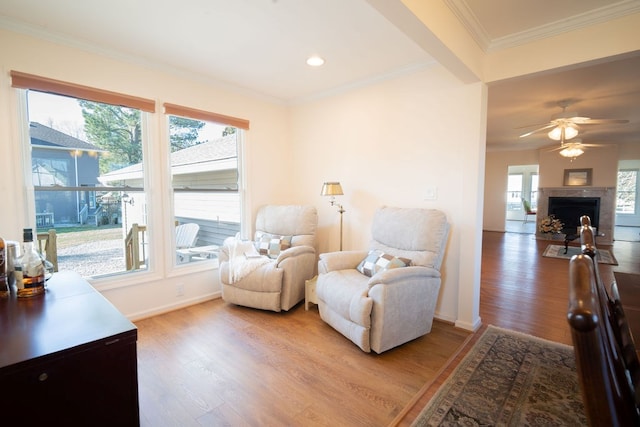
[507,173,523,211]
[14,71,154,279]
[617,169,637,214]
[163,103,248,266]
[26,91,148,277]
[13,71,250,279]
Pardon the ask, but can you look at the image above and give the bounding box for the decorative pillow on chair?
[255,233,293,259]
[356,250,411,277]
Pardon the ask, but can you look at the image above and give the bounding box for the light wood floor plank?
[136,231,639,426]
[393,231,640,425]
[136,296,469,426]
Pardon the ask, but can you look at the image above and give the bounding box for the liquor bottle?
[16,228,45,298]
[0,236,8,298]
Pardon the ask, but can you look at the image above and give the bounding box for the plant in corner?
[539,215,564,234]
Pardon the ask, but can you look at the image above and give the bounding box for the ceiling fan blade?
[580,118,629,125]
[546,141,608,154]
[514,122,549,130]
[518,123,556,138]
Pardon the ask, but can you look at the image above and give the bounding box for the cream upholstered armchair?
[219,205,318,312]
[316,207,449,353]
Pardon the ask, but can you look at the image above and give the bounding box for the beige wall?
[0,28,487,329]
[290,65,486,328]
[0,29,291,319]
[538,145,618,188]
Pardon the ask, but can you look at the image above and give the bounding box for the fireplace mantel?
[536,187,616,245]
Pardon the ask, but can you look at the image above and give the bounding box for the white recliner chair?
[316,206,449,353]
[219,205,318,312]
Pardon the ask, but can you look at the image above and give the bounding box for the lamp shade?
[321,182,343,196]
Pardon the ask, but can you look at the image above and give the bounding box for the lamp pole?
[321,182,346,251]
[337,204,345,251]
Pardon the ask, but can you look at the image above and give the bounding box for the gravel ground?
[57,238,128,277]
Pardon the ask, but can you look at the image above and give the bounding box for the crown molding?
[443,0,491,52]
[446,0,640,53]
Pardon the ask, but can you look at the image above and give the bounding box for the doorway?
[506,164,538,234]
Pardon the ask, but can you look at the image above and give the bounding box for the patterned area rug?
[542,244,618,265]
[411,326,586,427]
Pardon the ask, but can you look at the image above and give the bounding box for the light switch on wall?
[424,186,437,200]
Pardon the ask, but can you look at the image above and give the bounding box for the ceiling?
[0,0,638,152]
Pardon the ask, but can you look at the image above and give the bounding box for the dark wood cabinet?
[0,271,139,426]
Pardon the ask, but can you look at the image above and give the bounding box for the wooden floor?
[135,231,640,426]
[135,297,469,426]
[394,231,640,425]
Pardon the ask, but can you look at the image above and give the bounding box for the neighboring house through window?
[12,71,248,280]
[23,90,149,278]
[30,122,104,228]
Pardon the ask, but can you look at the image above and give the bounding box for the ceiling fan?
[546,138,607,160]
[518,100,629,140]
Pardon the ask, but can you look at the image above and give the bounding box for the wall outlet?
[176,283,185,296]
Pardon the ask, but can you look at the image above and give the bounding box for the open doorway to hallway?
[505,164,538,234]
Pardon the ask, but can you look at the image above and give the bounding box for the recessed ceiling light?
[306,56,325,67]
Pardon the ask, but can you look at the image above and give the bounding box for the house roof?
[99,134,237,182]
[30,121,102,152]
[170,134,237,166]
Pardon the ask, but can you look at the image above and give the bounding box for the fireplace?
[548,197,600,233]
[536,187,615,244]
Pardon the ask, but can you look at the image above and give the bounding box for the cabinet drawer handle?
[38,372,48,382]
[105,338,120,346]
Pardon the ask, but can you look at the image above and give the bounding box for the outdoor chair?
[521,198,536,223]
[176,223,199,249]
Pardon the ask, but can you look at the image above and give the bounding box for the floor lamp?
[321,181,345,251]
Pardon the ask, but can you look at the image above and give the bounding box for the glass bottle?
[0,236,8,298]
[6,240,19,293]
[16,228,45,298]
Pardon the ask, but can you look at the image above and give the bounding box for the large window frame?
[163,103,249,267]
[12,71,250,284]
[14,79,152,279]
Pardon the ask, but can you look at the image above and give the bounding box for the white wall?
[0,29,291,320]
[289,64,486,329]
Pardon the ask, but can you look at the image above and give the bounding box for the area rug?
[542,244,618,265]
[411,326,586,427]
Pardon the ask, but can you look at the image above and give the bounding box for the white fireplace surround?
[536,187,616,245]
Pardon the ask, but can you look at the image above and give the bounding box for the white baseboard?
[127,291,221,322]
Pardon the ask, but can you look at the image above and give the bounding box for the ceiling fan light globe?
[548,124,578,140]
[564,125,579,139]
[548,127,562,140]
[559,146,584,158]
